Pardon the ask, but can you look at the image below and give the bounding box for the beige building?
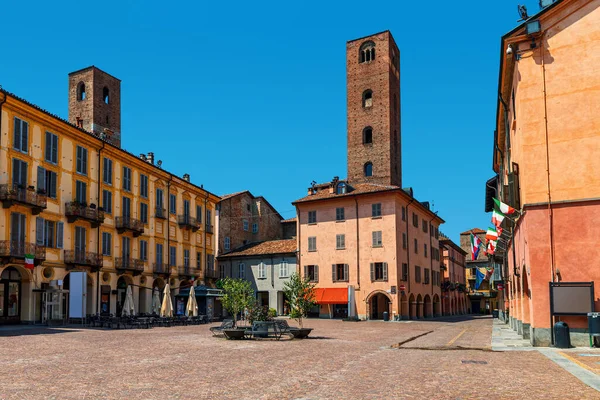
[0,66,219,324]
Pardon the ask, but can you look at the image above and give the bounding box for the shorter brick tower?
[68,66,122,147]
[346,31,401,187]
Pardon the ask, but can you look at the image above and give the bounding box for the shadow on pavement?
[0,327,82,337]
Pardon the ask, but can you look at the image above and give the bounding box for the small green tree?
[221,278,254,326]
[283,273,317,328]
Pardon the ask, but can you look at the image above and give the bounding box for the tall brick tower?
[68,66,122,147]
[346,31,401,187]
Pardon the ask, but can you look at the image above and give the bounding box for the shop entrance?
[0,267,22,324]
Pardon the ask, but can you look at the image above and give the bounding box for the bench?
[210,319,234,336]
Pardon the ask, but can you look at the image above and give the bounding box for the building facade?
[439,236,468,316]
[294,31,444,320]
[488,0,600,346]
[217,239,297,316]
[0,67,219,324]
[216,191,288,255]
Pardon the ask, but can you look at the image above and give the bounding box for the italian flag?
[486,227,498,241]
[25,254,34,270]
[492,208,505,228]
[494,198,516,215]
[487,240,496,255]
[470,233,482,261]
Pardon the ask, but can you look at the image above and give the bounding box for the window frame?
[336,234,345,250]
[308,236,317,252]
[372,231,383,248]
[102,232,112,256]
[102,190,112,214]
[122,166,132,192]
[372,203,382,218]
[140,174,148,198]
[76,145,88,176]
[224,237,230,251]
[13,117,29,153]
[336,207,345,222]
[308,210,317,224]
[45,131,59,164]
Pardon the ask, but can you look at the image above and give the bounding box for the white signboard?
[69,272,87,319]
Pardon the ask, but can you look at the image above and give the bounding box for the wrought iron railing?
[115,216,144,233]
[155,207,167,219]
[177,215,200,231]
[205,224,214,234]
[153,263,171,275]
[0,240,46,260]
[65,202,105,223]
[178,266,200,277]
[114,257,145,272]
[64,250,103,267]
[0,184,47,209]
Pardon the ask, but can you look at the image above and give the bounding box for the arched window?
[77,82,86,101]
[363,127,373,144]
[362,90,373,108]
[103,87,109,104]
[364,162,373,177]
[336,183,347,194]
[359,41,376,63]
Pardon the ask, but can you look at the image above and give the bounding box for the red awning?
[314,288,348,305]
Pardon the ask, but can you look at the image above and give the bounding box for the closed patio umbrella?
[185,285,198,317]
[160,284,173,317]
[151,288,161,315]
[121,286,136,316]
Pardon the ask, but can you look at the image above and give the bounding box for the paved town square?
[0,317,598,399]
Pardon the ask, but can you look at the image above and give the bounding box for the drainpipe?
[540,32,555,283]
[295,205,301,278]
[96,139,106,314]
[405,199,414,294]
[166,174,173,275]
[354,197,360,289]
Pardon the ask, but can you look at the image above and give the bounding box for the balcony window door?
[10,213,26,248]
[122,236,131,263]
[75,181,87,204]
[122,197,131,218]
[156,244,164,267]
[12,159,27,188]
[75,226,86,256]
[183,200,190,216]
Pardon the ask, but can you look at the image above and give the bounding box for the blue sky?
[0,0,542,243]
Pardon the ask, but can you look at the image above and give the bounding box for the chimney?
[139,154,147,161]
[147,152,154,165]
[183,173,190,182]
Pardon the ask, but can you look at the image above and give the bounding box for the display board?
[550,282,594,316]
[69,272,87,319]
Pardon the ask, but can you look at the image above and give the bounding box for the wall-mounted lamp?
[526,20,541,35]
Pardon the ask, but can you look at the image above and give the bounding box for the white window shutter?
[314,265,319,282]
[344,264,349,281]
[370,263,375,281]
[383,263,388,281]
[332,264,336,281]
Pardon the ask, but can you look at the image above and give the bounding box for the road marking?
[559,352,600,373]
[538,349,600,392]
[447,328,467,346]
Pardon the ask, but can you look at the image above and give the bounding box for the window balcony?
[177,215,200,231]
[65,202,105,228]
[0,240,46,265]
[204,268,219,279]
[115,216,144,237]
[155,207,167,219]
[153,263,171,277]
[178,266,200,279]
[0,184,47,215]
[114,257,144,275]
[205,224,214,234]
[64,250,103,271]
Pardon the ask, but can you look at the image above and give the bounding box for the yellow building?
[0,66,220,324]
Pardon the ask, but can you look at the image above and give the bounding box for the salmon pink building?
[294,31,444,320]
[488,0,600,345]
[439,236,468,316]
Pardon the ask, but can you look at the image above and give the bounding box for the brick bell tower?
[346,31,401,187]
[68,66,122,147]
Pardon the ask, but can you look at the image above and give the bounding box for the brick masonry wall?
[346,31,401,187]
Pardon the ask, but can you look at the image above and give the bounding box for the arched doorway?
[423,295,432,318]
[400,292,409,320]
[416,294,422,319]
[0,267,22,324]
[409,294,415,319]
[433,294,441,317]
[367,291,391,320]
[116,276,133,316]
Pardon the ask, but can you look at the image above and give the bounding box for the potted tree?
[284,273,317,339]
[220,278,254,339]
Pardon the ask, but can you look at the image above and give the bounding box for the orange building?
[439,235,468,316]
[293,31,444,320]
[488,0,600,345]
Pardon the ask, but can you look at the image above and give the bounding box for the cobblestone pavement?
[0,316,598,399]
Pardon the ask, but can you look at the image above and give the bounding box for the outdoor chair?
[210,319,234,336]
